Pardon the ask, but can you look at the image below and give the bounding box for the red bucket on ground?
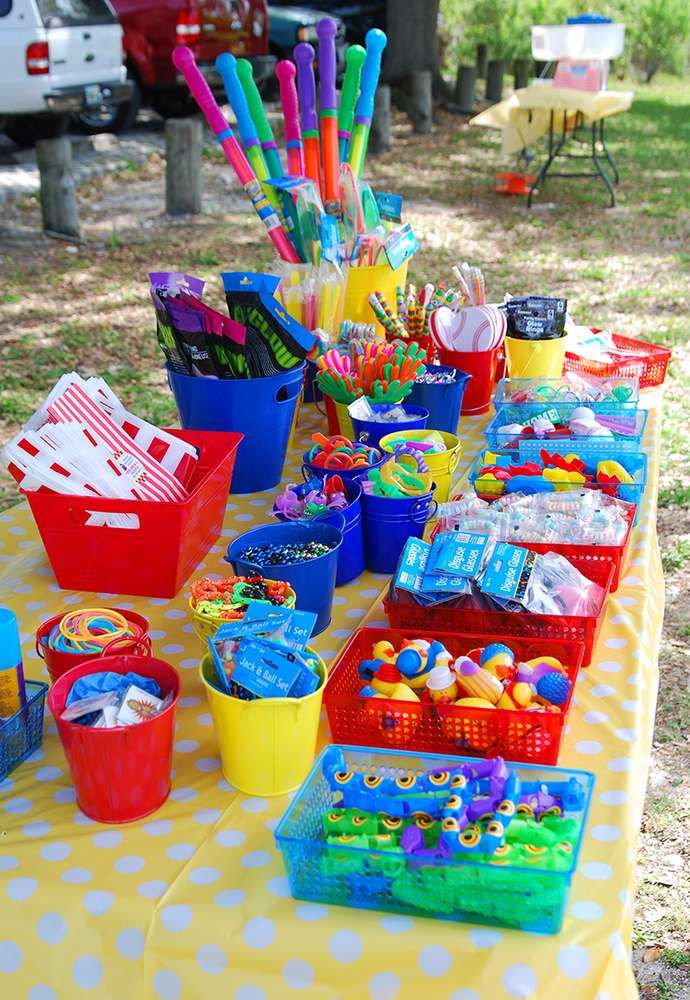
[437,345,502,415]
[36,609,151,684]
[48,653,180,823]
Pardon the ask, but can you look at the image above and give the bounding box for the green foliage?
[439,0,689,78]
[623,0,689,81]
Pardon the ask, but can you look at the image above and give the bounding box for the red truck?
[77,0,274,132]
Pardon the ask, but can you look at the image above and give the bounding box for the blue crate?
[469,447,647,517]
[0,681,48,781]
[485,409,648,455]
[275,744,595,935]
[494,376,640,413]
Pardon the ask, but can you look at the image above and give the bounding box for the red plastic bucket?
[437,345,502,415]
[36,609,151,684]
[48,653,180,823]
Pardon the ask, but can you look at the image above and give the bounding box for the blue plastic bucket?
[272,479,364,586]
[303,361,323,403]
[351,404,430,449]
[226,520,343,635]
[360,489,438,574]
[302,450,388,488]
[407,366,471,434]
[167,364,305,494]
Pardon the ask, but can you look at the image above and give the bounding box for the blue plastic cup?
[226,520,343,635]
[407,366,471,434]
[272,479,364,587]
[360,489,438,574]
[351,404,430,449]
[167,364,304,494]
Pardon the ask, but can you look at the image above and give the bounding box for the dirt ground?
[0,87,688,995]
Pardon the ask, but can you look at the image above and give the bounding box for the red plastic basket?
[324,627,586,765]
[564,331,671,389]
[383,554,615,667]
[24,429,242,599]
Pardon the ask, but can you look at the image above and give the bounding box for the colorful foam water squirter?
[356,636,572,713]
[275,745,595,933]
[315,341,427,405]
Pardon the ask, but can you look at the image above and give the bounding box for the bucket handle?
[101,636,152,658]
[35,636,46,660]
[275,375,304,405]
[448,446,462,475]
[409,497,438,525]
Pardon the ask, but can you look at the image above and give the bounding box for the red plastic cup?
[323,394,341,436]
[48,653,180,824]
[36,609,151,684]
[437,345,502,415]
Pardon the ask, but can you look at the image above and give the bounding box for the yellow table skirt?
[471,84,634,156]
[0,403,663,1000]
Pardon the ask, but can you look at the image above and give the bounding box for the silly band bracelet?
[48,608,139,654]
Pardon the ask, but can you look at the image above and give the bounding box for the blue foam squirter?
[167,363,304,494]
[226,520,343,635]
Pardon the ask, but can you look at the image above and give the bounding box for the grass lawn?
[0,72,688,996]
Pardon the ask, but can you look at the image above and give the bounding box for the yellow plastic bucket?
[505,334,569,379]
[342,260,409,334]
[200,652,327,796]
[378,429,462,503]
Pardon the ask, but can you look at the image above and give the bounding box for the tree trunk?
[384,0,440,83]
[513,58,531,90]
[36,137,80,239]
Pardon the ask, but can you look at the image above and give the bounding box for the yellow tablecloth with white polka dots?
[0,402,663,1000]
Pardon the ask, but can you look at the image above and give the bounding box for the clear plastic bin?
[275,745,595,934]
[531,23,625,61]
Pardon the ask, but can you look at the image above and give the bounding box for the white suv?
[0,0,132,146]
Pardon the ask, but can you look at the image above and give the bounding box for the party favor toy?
[189,575,296,643]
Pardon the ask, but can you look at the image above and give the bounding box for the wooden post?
[369,84,391,154]
[513,58,531,90]
[476,43,488,79]
[410,70,432,134]
[485,59,505,103]
[454,65,477,113]
[165,117,202,216]
[36,137,80,239]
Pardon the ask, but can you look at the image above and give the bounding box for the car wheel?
[73,73,141,135]
[150,93,199,119]
[3,113,70,147]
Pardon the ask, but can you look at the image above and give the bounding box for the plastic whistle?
[316,18,340,210]
[275,59,304,177]
[294,42,322,197]
[235,58,284,181]
[172,47,299,263]
[338,44,366,163]
[348,28,387,178]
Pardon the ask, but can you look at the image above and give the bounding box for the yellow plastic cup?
[200,653,327,796]
[378,429,462,503]
[343,260,409,334]
[335,401,355,439]
[505,334,569,379]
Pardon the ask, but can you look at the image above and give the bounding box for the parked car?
[267,0,384,46]
[74,0,275,134]
[0,0,132,146]
[266,4,346,77]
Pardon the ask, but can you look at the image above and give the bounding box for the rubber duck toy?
[425,665,458,704]
[370,663,405,697]
[479,643,515,681]
[358,639,397,683]
[395,639,443,691]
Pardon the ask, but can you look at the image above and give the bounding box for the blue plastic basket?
[470,447,647,516]
[407,366,471,434]
[0,681,48,781]
[493,376,640,413]
[485,409,648,455]
[275,745,595,934]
